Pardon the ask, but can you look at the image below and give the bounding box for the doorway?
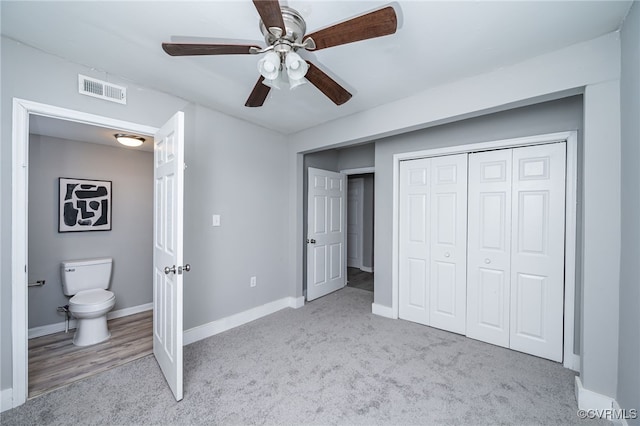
[25,116,155,397]
[11,99,159,407]
[346,173,374,293]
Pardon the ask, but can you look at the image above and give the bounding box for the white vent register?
[78,74,127,104]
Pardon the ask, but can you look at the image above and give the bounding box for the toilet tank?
[61,257,113,296]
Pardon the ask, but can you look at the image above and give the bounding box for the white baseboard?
[28,302,153,339]
[612,400,631,426]
[361,266,374,273]
[575,376,614,410]
[183,296,303,346]
[564,353,580,372]
[371,303,395,319]
[575,378,635,423]
[1,388,13,413]
[288,296,305,309]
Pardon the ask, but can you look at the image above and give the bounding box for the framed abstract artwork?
[58,178,112,232]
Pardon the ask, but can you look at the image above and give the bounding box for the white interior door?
[399,158,430,325]
[509,143,566,361]
[153,111,184,401]
[307,167,346,301]
[429,154,468,334]
[467,149,513,348]
[347,178,364,269]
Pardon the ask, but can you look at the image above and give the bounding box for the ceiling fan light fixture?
[115,134,145,147]
[285,51,308,80]
[258,51,281,81]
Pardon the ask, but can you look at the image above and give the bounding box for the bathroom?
[27,116,153,396]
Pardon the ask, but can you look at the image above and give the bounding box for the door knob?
[307,239,316,244]
[484,258,491,264]
[178,264,191,274]
[444,252,450,258]
[164,265,176,274]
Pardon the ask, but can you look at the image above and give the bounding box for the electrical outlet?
[250,276,257,287]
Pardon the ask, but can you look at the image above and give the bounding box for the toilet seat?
[69,289,115,314]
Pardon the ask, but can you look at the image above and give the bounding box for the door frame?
[341,167,375,273]
[10,98,158,408]
[346,177,365,269]
[391,131,578,370]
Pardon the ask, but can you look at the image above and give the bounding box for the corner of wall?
[1,387,13,413]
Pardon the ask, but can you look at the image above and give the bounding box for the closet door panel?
[429,154,468,334]
[467,150,512,348]
[399,159,430,325]
[509,143,566,362]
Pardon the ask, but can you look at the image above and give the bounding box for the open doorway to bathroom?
[26,115,154,398]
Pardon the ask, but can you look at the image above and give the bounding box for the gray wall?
[28,135,153,329]
[373,96,583,354]
[183,105,288,328]
[618,1,640,421]
[1,36,189,392]
[1,36,290,395]
[303,146,375,292]
[337,144,375,171]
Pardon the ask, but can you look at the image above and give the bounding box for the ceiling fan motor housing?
[259,6,307,49]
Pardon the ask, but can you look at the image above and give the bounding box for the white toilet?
[61,257,115,346]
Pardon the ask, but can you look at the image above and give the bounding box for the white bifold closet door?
[399,154,468,334]
[467,143,566,362]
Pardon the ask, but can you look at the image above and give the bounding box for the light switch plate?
[212,214,221,227]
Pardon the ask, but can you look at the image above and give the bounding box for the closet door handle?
[444,252,450,258]
[484,258,491,264]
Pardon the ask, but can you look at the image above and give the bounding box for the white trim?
[28,303,153,339]
[612,400,631,426]
[1,388,13,413]
[340,166,375,175]
[347,177,365,269]
[371,303,396,319]
[11,98,159,409]
[183,297,303,346]
[575,376,614,410]
[361,266,374,273]
[563,132,578,370]
[288,296,305,309]
[391,131,578,364]
[566,354,581,373]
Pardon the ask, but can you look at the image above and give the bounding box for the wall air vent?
[78,74,127,104]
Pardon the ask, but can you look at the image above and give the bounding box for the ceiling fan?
[162,0,398,107]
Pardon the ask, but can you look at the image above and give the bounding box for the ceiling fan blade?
[162,43,260,56]
[305,6,397,51]
[245,76,271,107]
[252,0,286,34]
[305,62,352,106]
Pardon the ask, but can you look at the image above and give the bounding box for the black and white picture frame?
[59,178,112,232]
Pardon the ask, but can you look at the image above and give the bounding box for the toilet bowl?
[61,258,115,347]
[68,288,115,346]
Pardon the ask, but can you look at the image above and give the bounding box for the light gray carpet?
[2,287,602,425]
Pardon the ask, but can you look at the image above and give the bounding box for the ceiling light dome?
[115,134,145,147]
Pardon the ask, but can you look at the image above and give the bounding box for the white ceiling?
[2,0,632,138]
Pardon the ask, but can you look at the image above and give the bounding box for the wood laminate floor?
[28,310,153,398]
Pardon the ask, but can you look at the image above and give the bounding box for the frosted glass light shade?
[115,134,145,147]
[258,52,281,81]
